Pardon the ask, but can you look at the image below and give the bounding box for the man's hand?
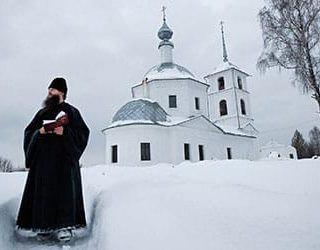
[39,127,47,134]
[54,126,64,135]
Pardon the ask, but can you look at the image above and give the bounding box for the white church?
[102,13,260,166]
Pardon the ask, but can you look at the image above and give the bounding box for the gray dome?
[112,99,168,123]
[158,21,173,41]
[144,62,195,80]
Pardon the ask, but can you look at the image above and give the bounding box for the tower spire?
[220,21,229,62]
[162,6,167,22]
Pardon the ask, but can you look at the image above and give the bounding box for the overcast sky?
[0,0,319,167]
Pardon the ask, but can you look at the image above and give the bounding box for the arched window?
[237,77,243,89]
[218,77,225,90]
[240,99,246,115]
[219,100,228,116]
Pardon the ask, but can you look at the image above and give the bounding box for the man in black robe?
[16,77,90,242]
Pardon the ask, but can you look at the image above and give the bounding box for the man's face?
[47,88,64,101]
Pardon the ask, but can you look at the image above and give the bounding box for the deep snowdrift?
[0,159,319,250]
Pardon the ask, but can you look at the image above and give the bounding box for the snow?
[207,61,249,76]
[107,116,193,128]
[145,67,194,81]
[132,64,201,87]
[107,119,155,128]
[215,124,256,137]
[1,159,320,250]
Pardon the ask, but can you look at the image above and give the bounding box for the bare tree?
[0,156,14,172]
[309,126,320,155]
[257,0,320,112]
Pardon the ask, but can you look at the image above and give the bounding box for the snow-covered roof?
[205,61,250,77]
[214,124,257,138]
[112,98,168,124]
[106,111,256,138]
[143,62,197,81]
[106,116,193,129]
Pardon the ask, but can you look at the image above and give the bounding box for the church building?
[102,12,259,166]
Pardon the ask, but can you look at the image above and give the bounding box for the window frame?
[218,77,225,90]
[227,147,232,160]
[198,145,204,161]
[237,77,243,89]
[169,95,177,108]
[240,99,246,115]
[195,97,200,110]
[111,145,118,163]
[219,100,228,116]
[184,143,190,160]
[140,142,151,161]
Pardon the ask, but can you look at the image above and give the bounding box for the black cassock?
[16,102,89,232]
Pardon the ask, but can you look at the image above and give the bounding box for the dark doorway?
[111,145,118,163]
[199,145,204,161]
[184,143,190,160]
[227,147,232,160]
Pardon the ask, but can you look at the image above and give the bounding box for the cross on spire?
[162,6,167,22]
[220,21,229,62]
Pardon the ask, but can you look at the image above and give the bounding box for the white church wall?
[206,70,234,93]
[104,120,258,166]
[104,125,174,166]
[178,119,257,161]
[186,79,209,117]
[132,79,208,118]
[234,71,249,91]
[208,90,237,125]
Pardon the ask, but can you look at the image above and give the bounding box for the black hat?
[48,77,68,96]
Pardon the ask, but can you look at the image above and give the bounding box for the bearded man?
[16,77,90,242]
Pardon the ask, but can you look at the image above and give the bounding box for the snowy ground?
[0,159,320,250]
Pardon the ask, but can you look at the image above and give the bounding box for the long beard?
[42,95,60,109]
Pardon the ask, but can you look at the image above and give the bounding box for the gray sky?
[0,0,319,167]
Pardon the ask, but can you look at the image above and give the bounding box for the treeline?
[0,156,14,172]
[291,126,320,159]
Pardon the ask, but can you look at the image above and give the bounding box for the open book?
[43,111,69,132]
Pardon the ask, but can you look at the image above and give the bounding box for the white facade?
[205,63,254,128]
[132,79,209,118]
[259,140,298,159]
[104,117,258,166]
[103,17,259,166]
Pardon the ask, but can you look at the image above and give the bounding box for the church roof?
[112,98,168,124]
[205,61,250,78]
[144,62,196,81]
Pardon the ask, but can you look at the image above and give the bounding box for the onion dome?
[158,21,173,41]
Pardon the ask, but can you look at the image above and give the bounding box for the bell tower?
[205,22,254,129]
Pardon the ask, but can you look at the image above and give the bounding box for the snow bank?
[0,160,320,250]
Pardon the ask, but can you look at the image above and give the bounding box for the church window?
[111,145,118,163]
[198,145,204,161]
[141,142,151,161]
[195,97,200,110]
[240,99,246,115]
[219,100,228,116]
[237,77,243,89]
[227,147,232,160]
[169,95,177,108]
[184,143,190,160]
[289,153,294,159]
[218,77,225,90]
